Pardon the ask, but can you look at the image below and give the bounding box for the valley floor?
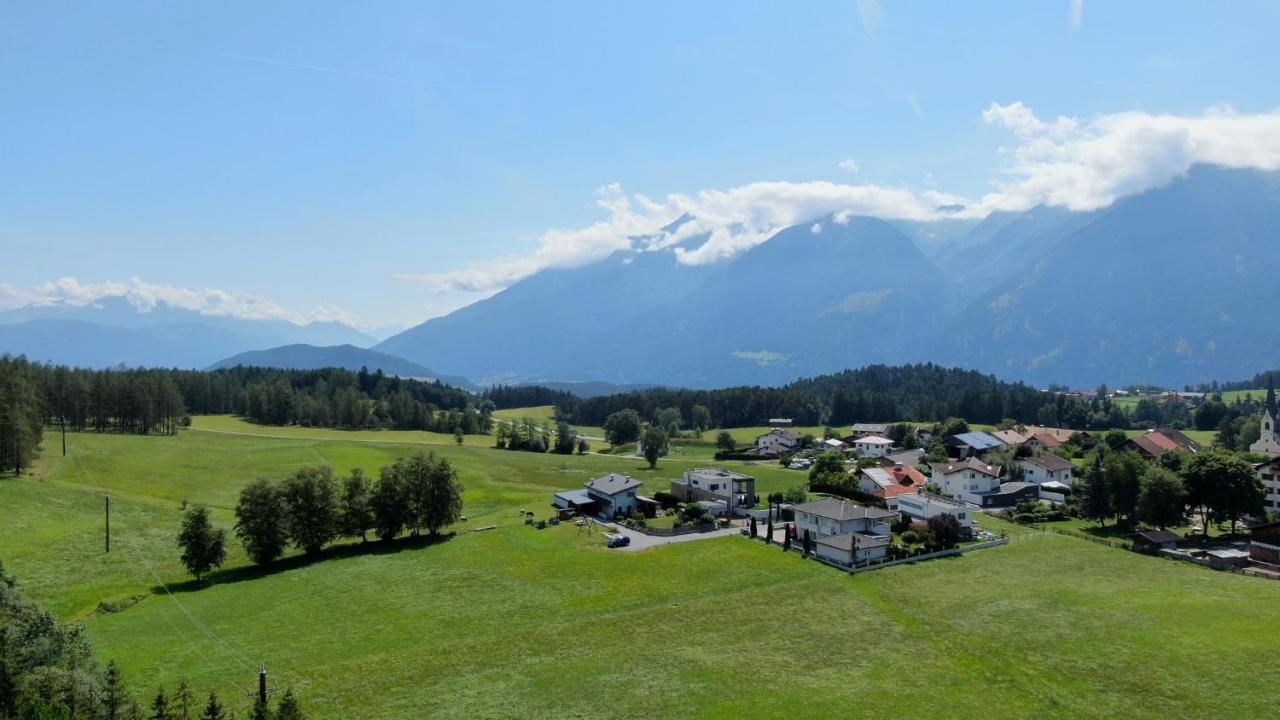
[2,417,1279,718]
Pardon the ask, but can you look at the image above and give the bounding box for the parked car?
[603,532,630,548]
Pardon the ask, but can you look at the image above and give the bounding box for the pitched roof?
[992,429,1029,445]
[758,428,800,442]
[1160,429,1202,453]
[792,497,896,522]
[929,457,1001,478]
[1028,432,1063,449]
[944,431,1004,451]
[1133,529,1180,545]
[1023,426,1082,443]
[1127,434,1171,458]
[585,473,642,496]
[1021,454,1075,472]
[854,435,894,445]
[861,465,926,498]
[851,423,889,433]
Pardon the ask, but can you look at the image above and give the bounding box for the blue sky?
[3,1,1279,333]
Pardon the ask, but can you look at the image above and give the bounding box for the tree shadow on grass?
[161,532,457,594]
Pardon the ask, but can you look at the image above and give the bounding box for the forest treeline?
[562,364,1112,429]
[4,354,1275,476]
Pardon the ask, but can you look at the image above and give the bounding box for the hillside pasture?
[2,420,1279,718]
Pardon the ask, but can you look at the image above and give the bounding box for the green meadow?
[3,416,1279,718]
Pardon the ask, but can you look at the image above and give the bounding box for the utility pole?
[258,667,268,707]
[104,494,110,553]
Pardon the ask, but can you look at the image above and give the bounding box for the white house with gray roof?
[584,473,643,518]
[792,498,895,564]
[1018,454,1075,486]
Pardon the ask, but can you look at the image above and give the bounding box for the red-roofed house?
[858,463,926,508]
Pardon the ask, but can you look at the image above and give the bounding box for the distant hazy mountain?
[208,343,475,388]
[0,298,375,369]
[952,165,1280,385]
[379,165,1280,388]
[380,214,950,387]
[521,380,670,398]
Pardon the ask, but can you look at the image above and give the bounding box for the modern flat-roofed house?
[671,467,756,510]
[897,493,977,530]
[584,473,644,519]
[943,431,1005,459]
[1019,454,1075,486]
[859,463,926,509]
[755,428,801,456]
[849,422,890,439]
[852,435,894,458]
[792,498,895,566]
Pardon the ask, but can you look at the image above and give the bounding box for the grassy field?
[3,418,1280,718]
[492,405,607,439]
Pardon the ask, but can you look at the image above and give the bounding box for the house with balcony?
[670,467,756,512]
[792,498,895,565]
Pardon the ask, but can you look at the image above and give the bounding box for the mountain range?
[376,165,1280,389]
[207,344,475,389]
[0,298,374,370]
[4,166,1277,390]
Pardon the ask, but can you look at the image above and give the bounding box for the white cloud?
[979,102,1280,212]
[857,0,883,36]
[0,276,375,331]
[837,158,860,172]
[404,102,1280,296]
[1070,0,1084,31]
[810,223,823,234]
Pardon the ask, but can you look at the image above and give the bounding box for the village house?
[1018,454,1075,486]
[991,428,1029,446]
[942,431,1005,459]
[859,463,926,509]
[792,498,896,566]
[928,457,1037,508]
[1255,456,1280,512]
[1250,408,1280,456]
[1124,429,1201,460]
[851,435,895,458]
[897,492,977,531]
[849,422,890,439]
[670,467,756,511]
[1132,529,1181,553]
[817,437,848,454]
[1023,432,1063,452]
[755,428,801,456]
[553,473,653,519]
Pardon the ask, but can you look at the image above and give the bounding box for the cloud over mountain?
[0,276,371,331]
[407,103,1280,298]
